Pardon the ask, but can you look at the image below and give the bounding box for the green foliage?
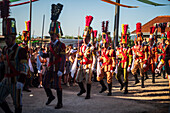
[15,32,22,44]
[64,35,74,39]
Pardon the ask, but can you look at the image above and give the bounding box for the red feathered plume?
[136,22,141,33]
[105,21,109,32]
[85,15,93,26]
[87,16,93,26]
[85,16,89,26]
[124,24,128,35]
[150,26,155,34]
[102,21,105,32]
[93,30,98,38]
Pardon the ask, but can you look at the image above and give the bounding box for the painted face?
[50,34,59,42]
[149,40,153,46]
[5,35,15,47]
[123,43,127,48]
[84,36,90,45]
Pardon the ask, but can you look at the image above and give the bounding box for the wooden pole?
[115,0,120,47]
[29,0,32,49]
[113,5,117,49]
[41,14,45,48]
[78,26,80,52]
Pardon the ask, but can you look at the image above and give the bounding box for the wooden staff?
[78,27,80,52]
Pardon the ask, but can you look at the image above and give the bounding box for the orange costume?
[76,15,94,99]
[115,24,132,94]
[145,26,157,83]
[97,21,116,96]
[131,22,147,88]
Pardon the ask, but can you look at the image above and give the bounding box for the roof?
[131,15,170,34]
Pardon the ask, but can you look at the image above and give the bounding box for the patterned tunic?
[43,41,66,89]
[0,44,28,107]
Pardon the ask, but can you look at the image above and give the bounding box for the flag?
[9,0,20,2]
[71,57,78,78]
[101,0,139,8]
[137,0,169,6]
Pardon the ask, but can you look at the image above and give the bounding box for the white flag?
[71,57,78,78]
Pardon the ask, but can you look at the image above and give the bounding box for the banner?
[9,0,20,2]
[101,0,139,8]
[137,0,169,6]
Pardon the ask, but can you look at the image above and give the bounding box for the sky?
[0,0,170,38]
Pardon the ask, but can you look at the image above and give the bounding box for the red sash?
[119,49,128,63]
[48,44,61,67]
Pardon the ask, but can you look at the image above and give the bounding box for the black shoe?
[85,95,90,99]
[99,86,107,93]
[55,103,63,109]
[124,90,128,94]
[152,73,155,83]
[77,90,86,96]
[141,76,145,88]
[120,84,124,90]
[135,80,140,84]
[107,92,112,96]
[77,82,86,96]
[23,88,31,92]
[145,75,149,80]
[46,96,55,105]
[15,107,22,113]
[85,84,91,99]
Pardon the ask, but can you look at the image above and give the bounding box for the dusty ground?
[0,73,170,113]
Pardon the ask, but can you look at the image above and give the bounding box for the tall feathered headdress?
[102,21,109,44]
[149,26,155,41]
[136,22,143,41]
[120,24,129,44]
[160,23,167,40]
[91,30,97,44]
[83,15,93,39]
[49,3,63,36]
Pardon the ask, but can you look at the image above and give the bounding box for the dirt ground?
[0,73,170,113]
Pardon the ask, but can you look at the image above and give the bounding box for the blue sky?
[1,0,170,37]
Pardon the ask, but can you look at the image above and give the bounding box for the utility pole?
[114,0,120,48]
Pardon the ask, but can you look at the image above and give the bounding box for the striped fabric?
[0,44,28,108]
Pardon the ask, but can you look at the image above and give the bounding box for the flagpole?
[29,0,32,50]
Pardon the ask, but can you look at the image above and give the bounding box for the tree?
[65,35,73,39]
